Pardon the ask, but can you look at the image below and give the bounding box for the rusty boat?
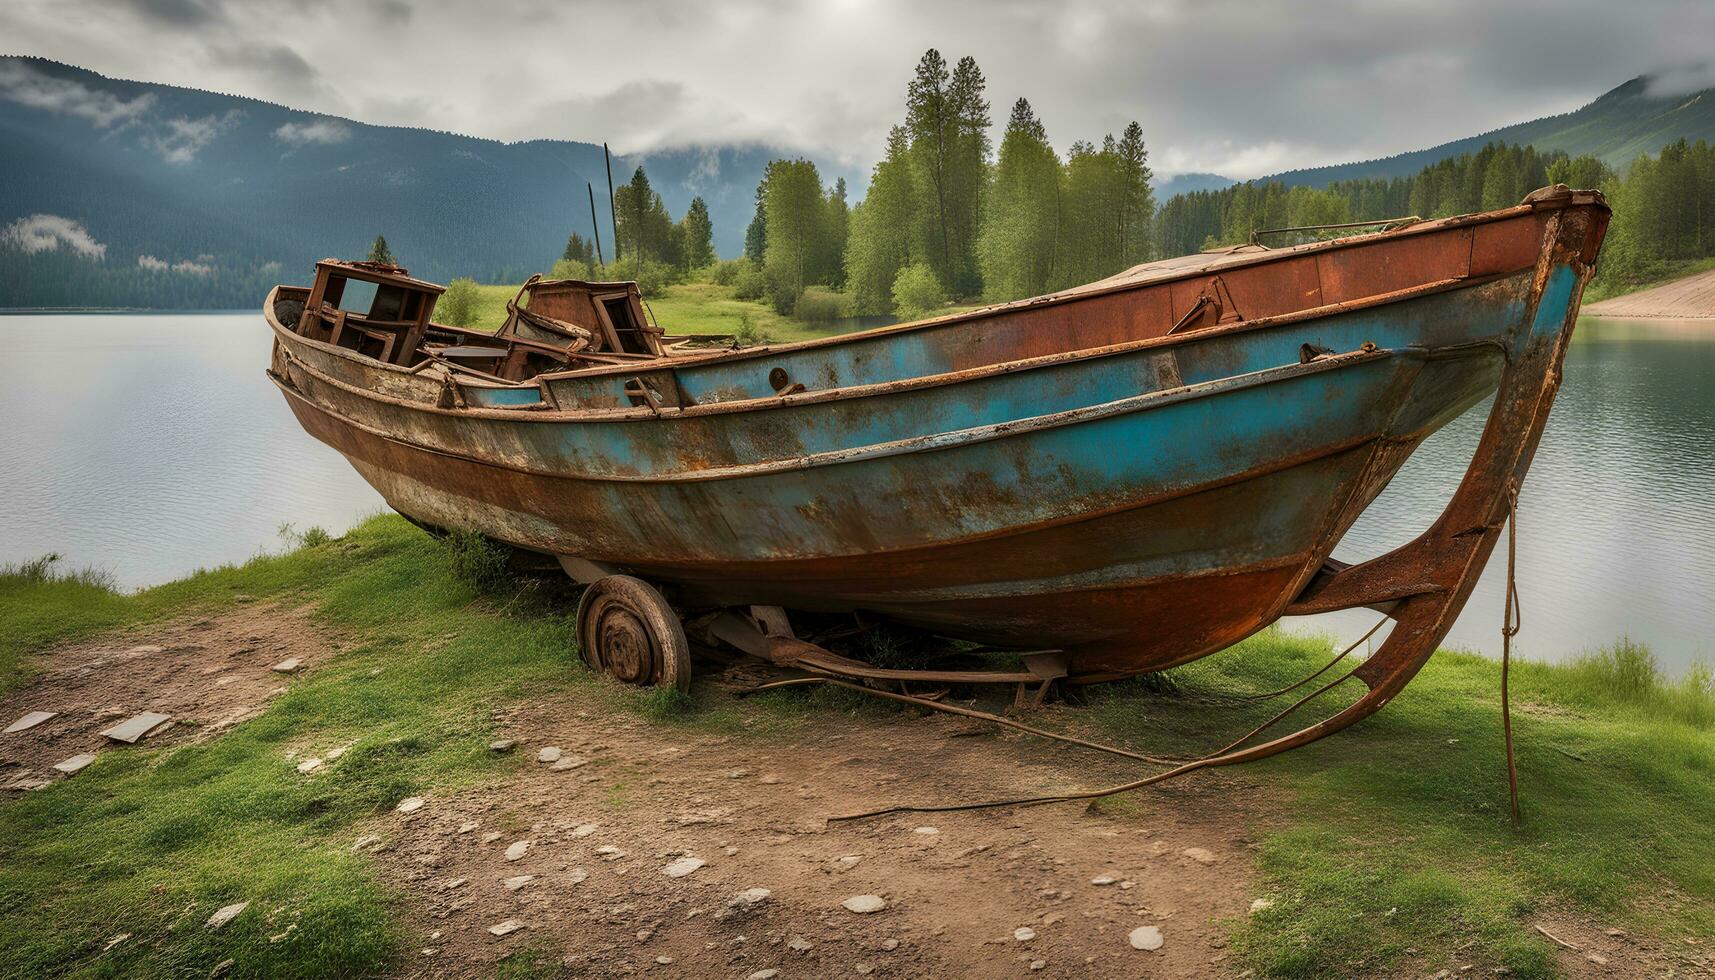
[264,186,1609,773]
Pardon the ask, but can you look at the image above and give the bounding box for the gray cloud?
[0,0,1710,179]
[148,110,243,163]
[0,60,155,127]
[2,214,107,259]
[274,117,352,145]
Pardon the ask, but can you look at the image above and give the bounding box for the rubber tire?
[574,575,692,692]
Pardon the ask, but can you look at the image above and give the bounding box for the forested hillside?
[0,57,860,309]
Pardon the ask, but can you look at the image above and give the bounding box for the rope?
[1502,482,1523,824]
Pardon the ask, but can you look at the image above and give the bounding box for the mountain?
[1257,74,1715,190]
[1154,172,1237,198]
[0,57,862,308]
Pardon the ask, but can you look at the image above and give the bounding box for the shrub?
[793,287,850,322]
[439,277,480,327]
[891,263,946,320]
[1,553,115,591]
[549,258,593,281]
[732,264,768,301]
[710,258,748,286]
[733,314,774,347]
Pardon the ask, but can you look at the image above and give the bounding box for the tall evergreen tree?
[680,197,715,269]
[743,187,767,264]
[760,159,828,314]
[977,98,1062,301]
[824,177,850,289]
[845,126,918,314]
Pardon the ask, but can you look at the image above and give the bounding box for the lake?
[1,313,1711,672]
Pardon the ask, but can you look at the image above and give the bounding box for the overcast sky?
[4,0,1712,178]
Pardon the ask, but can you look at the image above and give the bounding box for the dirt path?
[1584,268,1715,318]
[374,686,1269,979]
[0,604,337,787]
[2,609,1681,978]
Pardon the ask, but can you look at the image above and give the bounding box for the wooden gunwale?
[267,270,1501,426]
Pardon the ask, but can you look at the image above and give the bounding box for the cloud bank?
[2,214,107,259]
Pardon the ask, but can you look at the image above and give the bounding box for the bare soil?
[0,603,335,786]
[1584,268,1715,318]
[2,608,1682,978]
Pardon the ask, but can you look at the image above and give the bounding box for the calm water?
[1,313,1711,671]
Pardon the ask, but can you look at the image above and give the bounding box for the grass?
[0,517,589,977]
[1583,255,1715,304]
[4,519,1712,977]
[1081,629,1715,978]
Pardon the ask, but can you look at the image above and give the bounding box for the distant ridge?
[1154,172,1237,198]
[1251,75,1715,190]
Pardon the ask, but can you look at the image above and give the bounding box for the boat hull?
[267,199,1603,679]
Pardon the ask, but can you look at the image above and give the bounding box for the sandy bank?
[1584,267,1715,319]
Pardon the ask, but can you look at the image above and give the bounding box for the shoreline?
[1583,266,1715,320]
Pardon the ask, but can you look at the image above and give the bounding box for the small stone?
[325,746,347,760]
[396,796,425,814]
[837,855,863,869]
[4,710,56,734]
[1586,953,1610,966]
[747,971,779,980]
[53,753,97,775]
[727,768,751,779]
[1091,875,1117,886]
[662,856,706,878]
[759,774,783,784]
[855,965,873,976]
[353,835,381,851]
[490,739,516,752]
[1031,961,1047,971]
[913,826,940,835]
[537,747,562,763]
[655,955,675,965]
[566,867,589,885]
[1128,925,1164,951]
[502,875,534,891]
[549,756,586,771]
[596,845,625,860]
[881,938,899,951]
[443,878,468,890]
[458,821,478,834]
[1014,927,1037,942]
[488,919,524,937]
[724,846,740,856]
[1249,898,1274,914]
[1604,928,1627,937]
[1181,847,1216,864]
[504,841,530,861]
[206,902,249,930]
[843,895,888,914]
[731,887,771,907]
[271,658,302,673]
[481,831,502,843]
[636,928,653,940]
[100,711,172,744]
[788,937,814,951]
[1119,880,1136,890]
[296,758,322,774]
[572,823,598,837]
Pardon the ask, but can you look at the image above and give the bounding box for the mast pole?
[588,183,605,267]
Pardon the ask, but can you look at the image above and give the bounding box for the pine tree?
[760,159,828,314]
[845,126,917,314]
[977,98,1062,301]
[680,197,715,269]
[824,178,849,289]
[367,235,396,265]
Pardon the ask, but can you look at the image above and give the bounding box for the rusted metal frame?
[738,676,1180,766]
[830,208,1600,820]
[273,343,1405,485]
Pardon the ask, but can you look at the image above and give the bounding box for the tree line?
[741,49,1155,317]
[1155,137,1715,292]
[549,167,716,292]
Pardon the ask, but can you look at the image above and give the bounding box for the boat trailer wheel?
[575,575,692,692]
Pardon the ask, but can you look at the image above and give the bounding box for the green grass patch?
[0,516,589,978]
[1082,627,1715,977]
